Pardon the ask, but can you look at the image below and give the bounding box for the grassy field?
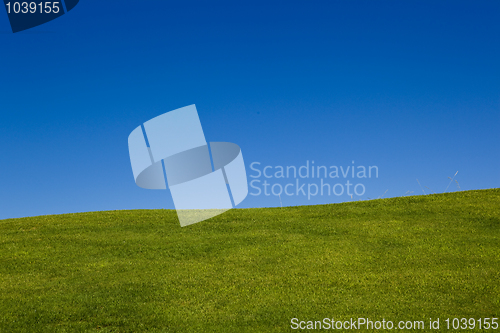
[0,189,499,332]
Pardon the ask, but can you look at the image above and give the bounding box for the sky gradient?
[1,0,499,219]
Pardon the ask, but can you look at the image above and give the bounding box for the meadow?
[1,189,499,332]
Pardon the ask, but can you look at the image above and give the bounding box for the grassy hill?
[1,189,499,332]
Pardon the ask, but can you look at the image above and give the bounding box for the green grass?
[1,189,499,332]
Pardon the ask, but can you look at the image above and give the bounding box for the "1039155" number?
[5,2,61,14]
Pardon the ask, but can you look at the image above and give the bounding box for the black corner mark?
[3,0,79,33]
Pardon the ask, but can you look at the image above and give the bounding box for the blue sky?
[1,0,499,219]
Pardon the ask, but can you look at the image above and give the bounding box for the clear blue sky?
[1,0,499,219]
